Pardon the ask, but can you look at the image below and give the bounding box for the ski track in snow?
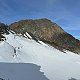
[0,33,80,80]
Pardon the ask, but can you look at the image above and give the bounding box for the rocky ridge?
[9,18,80,54]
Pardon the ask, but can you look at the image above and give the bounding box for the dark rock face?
[9,18,80,53]
[0,23,9,41]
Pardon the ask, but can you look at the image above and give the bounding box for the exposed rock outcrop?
[0,23,9,41]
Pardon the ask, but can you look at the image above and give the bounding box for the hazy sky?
[0,0,80,39]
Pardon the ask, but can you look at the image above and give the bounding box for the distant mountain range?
[0,18,80,54]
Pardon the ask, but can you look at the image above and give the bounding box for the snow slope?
[0,32,80,80]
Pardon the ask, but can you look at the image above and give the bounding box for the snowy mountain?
[0,19,80,80]
[9,18,80,54]
[0,32,80,80]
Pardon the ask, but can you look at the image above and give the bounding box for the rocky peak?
[6,18,80,53]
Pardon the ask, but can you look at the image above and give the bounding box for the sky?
[0,0,80,39]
